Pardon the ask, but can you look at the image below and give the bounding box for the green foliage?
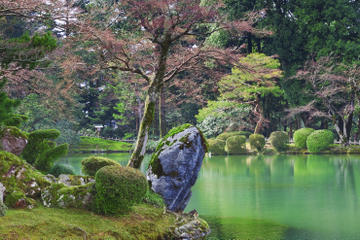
[81,156,120,177]
[94,165,147,215]
[269,131,289,152]
[196,101,252,138]
[219,53,283,102]
[225,135,247,155]
[4,191,26,208]
[0,80,25,127]
[306,130,334,153]
[49,164,75,177]
[217,131,251,141]
[294,128,315,149]
[207,138,226,155]
[22,129,68,172]
[249,134,266,153]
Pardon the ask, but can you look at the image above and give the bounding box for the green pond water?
[57,154,360,240]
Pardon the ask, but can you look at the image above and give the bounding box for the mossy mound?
[225,135,247,154]
[207,138,226,155]
[269,131,289,152]
[95,165,147,215]
[49,164,75,177]
[249,134,266,153]
[0,151,51,208]
[306,130,334,153]
[216,131,251,141]
[81,156,120,176]
[293,128,315,149]
[0,126,27,140]
[22,129,68,173]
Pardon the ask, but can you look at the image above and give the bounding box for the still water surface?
[57,154,360,240]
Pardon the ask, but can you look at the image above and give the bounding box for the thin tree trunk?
[128,39,171,168]
[128,90,157,168]
[254,97,264,134]
[158,87,166,138]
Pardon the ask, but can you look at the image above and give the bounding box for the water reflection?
[186,155,360,240]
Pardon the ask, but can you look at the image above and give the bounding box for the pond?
[57,154,360,240]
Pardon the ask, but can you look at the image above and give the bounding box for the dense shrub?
[306,130,334,153]
[269,131,289,152]
[249,134,266,152]
[95,165,147,215]
[22,129,68,172]
[216,131,250,141]
[49,164,75,177]
[207,138,226,155]
[225,135,247,154]
[81,156,120,176]
[293,128,315,149]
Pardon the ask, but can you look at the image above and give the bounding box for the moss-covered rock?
[306,130,334,153]
[207,138,226,155]
[0,127,28,156]
[95,165,147,215]
[269,131,289,152]
[41,182,95,209]
[0,151,51,208]
[225,135,247,154]
[249,134,266,153]
[81,156,120,176]
[293,128,315,149]
[216,131,251,141]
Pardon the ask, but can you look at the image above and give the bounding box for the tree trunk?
[158,87,166,138]
[127,39,171,168]
[128,89,157,168]
[254,97,264,134]
[247,32,253,53]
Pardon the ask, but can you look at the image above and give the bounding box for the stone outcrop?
[0,127,27,156]
[0,182,6,216]
[147,124,207,212]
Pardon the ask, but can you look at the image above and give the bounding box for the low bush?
[249,134,266,152]
[306,130,334,153]
[225,135,247,154]
[207,138,226,155]
[216,131,250,141]
[81,156,120,176]
[269,131,289,152]
[49,164,75,177]
[293,128,315,149]
[143,189,165,208]
[95,165,147,215]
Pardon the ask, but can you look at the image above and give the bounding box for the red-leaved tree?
[77,0,267,168]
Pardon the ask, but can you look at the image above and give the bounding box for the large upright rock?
[147,124,207,212]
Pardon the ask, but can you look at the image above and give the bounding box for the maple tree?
[290,57,360,145]
[76,0,266,168]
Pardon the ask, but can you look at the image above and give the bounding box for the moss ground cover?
[0,205,175,240]
[72,136,132,152]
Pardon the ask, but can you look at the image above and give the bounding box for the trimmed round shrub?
[207,138,226,155]
[225,135,247,154]
[249,134,266,152]
[49,164,75,177]
[216,131,250,141]
[269,131,289,152]
[293,128,315,149]
[95,165,147,215]
[81,156,120,176]
[306,130,334,153]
